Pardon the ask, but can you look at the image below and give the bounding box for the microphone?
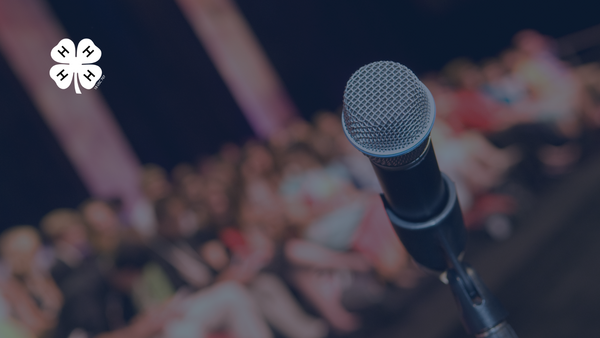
[342,61,442,222]
[342,61,461,272]
[342,61,518,338]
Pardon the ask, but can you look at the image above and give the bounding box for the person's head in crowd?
[239,195,289,243]
[442,58,484,90]
[241,141,277,182]
[198,156,218,179]
[205,180,236,227]
[1,226,64,337]
[0,226,42,276]
[171,163,205,210]
[481,58,506,84]
[269,125,294,157]
[198,236,230,272]
[575,62,600,88]
[109,243,150,293]
[421,74,456,120]
[513,29,553,57]
[199,156,238,189]
[177,171,212,231]
[171,163,206,205]
[310,111,344,162]
[288,119,314,144]
[500,48,523,73]
[574,63,600,127]
[141,164,172,203]
[219,142,242,166]
[314,111,342,136]
[41,208,89,253]
[80,199,120,236]
[155,194,198,239]
[80,199,121,255]
[171,163,195,190]
[282,143,323,176]
[179,171,205,204]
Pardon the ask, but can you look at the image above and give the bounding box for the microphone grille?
[342,61,435,158]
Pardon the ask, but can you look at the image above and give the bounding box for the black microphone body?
[342,61,518,338]
[372,141,446,222]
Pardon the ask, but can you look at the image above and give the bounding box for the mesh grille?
[342,61,433,156]
[367,138,429,167]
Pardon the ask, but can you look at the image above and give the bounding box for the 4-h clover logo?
[50,38,102,94]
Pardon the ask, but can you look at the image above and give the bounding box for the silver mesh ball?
[342,61,435,159]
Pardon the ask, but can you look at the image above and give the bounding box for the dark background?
[0,0,598,230]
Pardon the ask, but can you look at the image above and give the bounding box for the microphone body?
[342,61,517,337]
[371,141,446,222]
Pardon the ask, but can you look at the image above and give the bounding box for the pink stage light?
[0,0,143,214]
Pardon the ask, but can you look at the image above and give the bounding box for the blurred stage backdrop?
[0,0,599,338]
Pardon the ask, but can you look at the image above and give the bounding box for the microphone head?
[342,61,436,167]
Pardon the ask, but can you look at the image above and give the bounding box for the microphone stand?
[382,174,518,337]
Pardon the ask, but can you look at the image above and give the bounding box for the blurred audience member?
[512,30,580,134]
[239,141,287,239]
[80,201,121,257]
[277,143,372,331]
[0,226,62,337]
[130,164,173,238]
[442,58,510,134]
[481,57,528,107]
[176,169,211,231]
[575,62,600,129]
[80,199,144,271]
[151,194,213,290]
[40,209,91,287]
[54,244,176,338]
[0,289,33,338]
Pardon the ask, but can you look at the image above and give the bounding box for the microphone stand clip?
[382,174,517,337]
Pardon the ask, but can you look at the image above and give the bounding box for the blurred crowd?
[427,29,600,237]
[1,30,600,338]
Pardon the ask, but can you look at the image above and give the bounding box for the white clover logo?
[50,38,102,94]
